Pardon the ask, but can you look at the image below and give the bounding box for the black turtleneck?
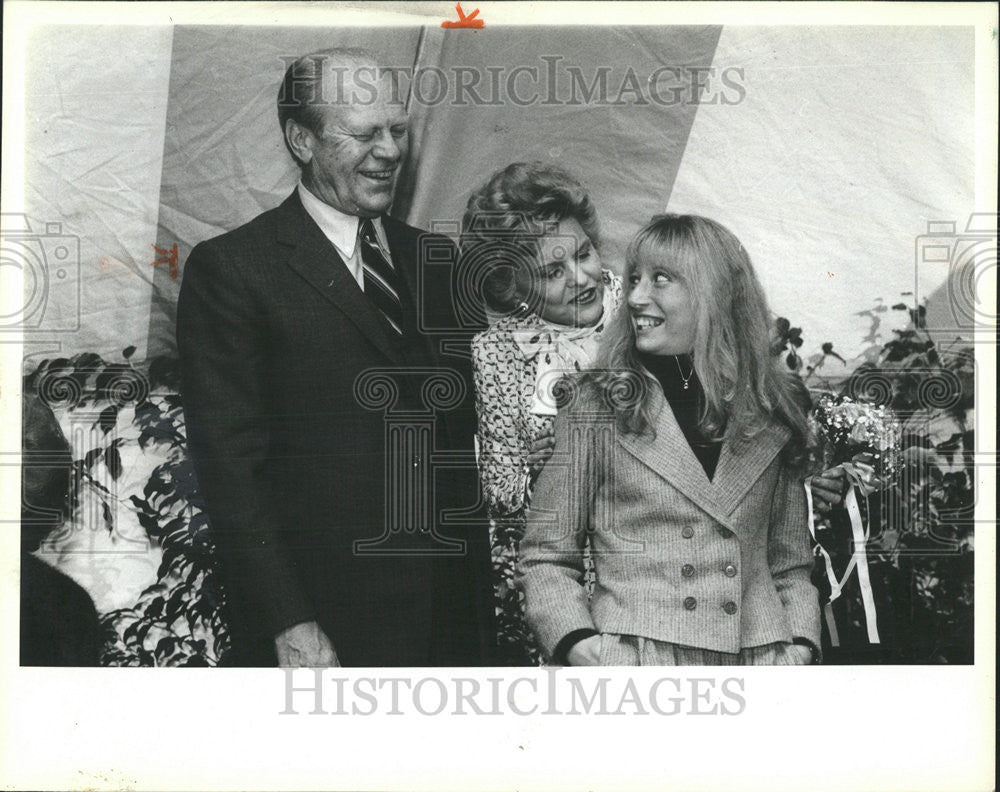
[638,352,723,481]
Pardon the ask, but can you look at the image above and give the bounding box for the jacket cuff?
[781,579,823,651]
[792,636,822,664]
[553,628,600,665]
[257,570,316,639]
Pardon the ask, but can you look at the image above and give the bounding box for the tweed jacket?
[516,384,821,656]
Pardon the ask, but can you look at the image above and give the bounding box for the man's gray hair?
[276,47,379,163]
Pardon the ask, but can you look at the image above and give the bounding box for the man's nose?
[372,130,401,161]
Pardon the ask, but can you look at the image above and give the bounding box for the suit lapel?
[383,215,441,368]
[616,386,790,529]
[274,192,403,364]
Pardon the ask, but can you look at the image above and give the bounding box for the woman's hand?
[527,426,556,474]
[566,634,602,666]
[810,465,847,511]
[811,452,881,511]
[785,643,815,665]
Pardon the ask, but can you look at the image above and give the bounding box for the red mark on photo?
[827,272,835,277]
[441,2,484,29]
[152,243,179,280]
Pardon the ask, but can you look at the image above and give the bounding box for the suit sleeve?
[515,405,599,658]
[471,333,531,516]
[177,240,314,640]
[767,462,822,650]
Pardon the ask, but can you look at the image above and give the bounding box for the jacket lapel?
[382,215,442,368]
[617,390,731,529]
[616,387,790,531]
[710,418,790,514]
[274,192,403,364]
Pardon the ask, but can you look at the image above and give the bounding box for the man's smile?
[359,168,396,183]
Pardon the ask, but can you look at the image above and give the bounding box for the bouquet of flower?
[811,394,901,486]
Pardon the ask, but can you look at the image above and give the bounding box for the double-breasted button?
[723,601,738,615]
[683,596,697,610]
[681,526,695,539]
[723,563,738,577]
[681,564,695,578]
[717,526,734,539]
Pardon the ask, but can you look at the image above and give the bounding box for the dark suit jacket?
[176,191,491,667]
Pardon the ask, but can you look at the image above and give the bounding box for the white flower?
[836,401,866,422]
[849,422,872,444]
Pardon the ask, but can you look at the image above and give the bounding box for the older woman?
[461,162,622,665]
[517,214,822,666]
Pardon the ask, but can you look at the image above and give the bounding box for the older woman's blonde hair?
[459,161,600,315]
[585,214,808,465]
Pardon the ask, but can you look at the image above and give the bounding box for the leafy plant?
[774,300,975,663]
[24,351,230,666]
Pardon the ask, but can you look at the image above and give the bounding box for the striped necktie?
[358,218,404,336]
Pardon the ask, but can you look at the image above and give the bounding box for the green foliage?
[24,351,230,666]
[774,302,975,664]
[770,316,804,370]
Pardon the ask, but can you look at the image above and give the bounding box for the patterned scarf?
[512,272,620,415]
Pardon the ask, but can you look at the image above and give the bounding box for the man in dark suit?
[176,48,490,667]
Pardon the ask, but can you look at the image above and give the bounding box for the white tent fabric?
[399,25,722,266]
[668,26,975,363]
[21,26,174,362]
[19,24,976,364]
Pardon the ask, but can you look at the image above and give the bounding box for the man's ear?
[284,118,315,166]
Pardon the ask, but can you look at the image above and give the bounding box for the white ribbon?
[805,467,882,647]
[842,466,882,644]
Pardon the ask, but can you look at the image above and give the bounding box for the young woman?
[517,214,822,666]
[462,162,623,665]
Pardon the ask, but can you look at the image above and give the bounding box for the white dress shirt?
[297,181,393,290]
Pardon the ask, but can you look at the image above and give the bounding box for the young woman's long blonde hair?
[585,214,808,464]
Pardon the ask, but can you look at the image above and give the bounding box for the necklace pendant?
[683,381,689,390]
